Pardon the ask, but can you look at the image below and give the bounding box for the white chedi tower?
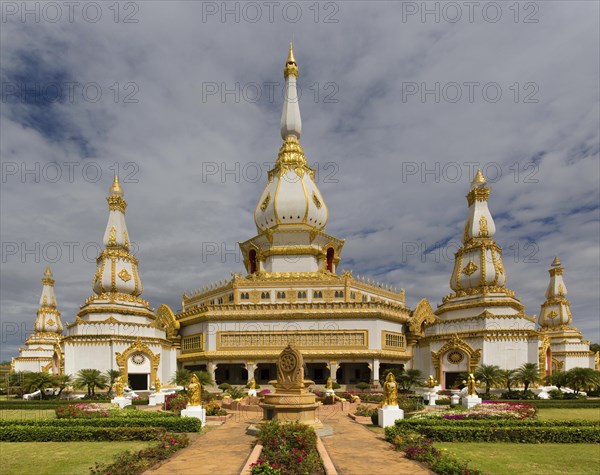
[413,170,540,388]
[63,177,178,389]
[13,267,64,374]
[240,42,344,275]
[538,257,597,371]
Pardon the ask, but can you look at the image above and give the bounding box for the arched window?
[249,250,257,274]
[261,292,270,299]
[313,290,323,299]
[298,291,307,299]
[326,248,335,272]
[277,291,286,299]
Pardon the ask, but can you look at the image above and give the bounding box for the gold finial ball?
[551,256,561,267]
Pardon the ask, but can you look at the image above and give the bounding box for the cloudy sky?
[1,1,598,361]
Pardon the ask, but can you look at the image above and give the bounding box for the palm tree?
[54,374,73,397]
[25,372,56,399]
[74,369,108,396]
[170,368,192,386]
[515,363,540,391]
[105,370,122,396]
[545,371,569,390]
[499,369,518,392]
[474,365,503,395]
[192,371,215,388]
[566,368,600,395]
[398,369,423,391]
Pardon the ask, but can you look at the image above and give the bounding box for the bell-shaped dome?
[539,257,572,328]
[34,266,63,335]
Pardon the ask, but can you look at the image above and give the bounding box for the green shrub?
[496,398,600,408]
[132,397,149,406]
[90,432,189,475]
[331,381,341,390]
[250,461,283,475]
[385,418,600,444]
[0,425,166,442]
[225,386,246,399]
[354,404,377,417]
[0,416,201,432]
[500,390,538,400]
[218,383,232,392]
[0,400,74,410]
[355,382,370,391]
[398,396,424,413]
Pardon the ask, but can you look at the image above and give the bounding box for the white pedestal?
[378,405,404,428]
[111,397,132,409]
[325,389,335,397]
[461,395,482,409]
[149,392,165,406]
[450,394,460,405]
[428,393,438,406]
[181,405,206,426]
[247,389,257,397]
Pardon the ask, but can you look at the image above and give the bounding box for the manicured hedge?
[386,418,600,443]
[0,426,166,442]
[412,426,600,443]
[0,416,202,432]
[0,400,75,410]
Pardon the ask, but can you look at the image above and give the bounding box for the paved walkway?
[146,408,261,475]
[146,404,431,475]
[320,405,433,475]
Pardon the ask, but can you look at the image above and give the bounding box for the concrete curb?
[239,443,263,475]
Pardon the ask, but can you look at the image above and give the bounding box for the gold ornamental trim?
[466,186,490,206]
[115,337,160,386]
[216,330,368,351]
[177,348,413,362]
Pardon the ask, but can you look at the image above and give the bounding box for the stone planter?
[348,413,373,424]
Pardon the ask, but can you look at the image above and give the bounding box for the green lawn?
[435,442,600,475]
[537,407,600,421]
[0,441,154,475]
[0,409,56,420]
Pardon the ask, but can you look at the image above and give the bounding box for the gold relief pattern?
[182,334,203,353]
[46,319,55,326]
[115,337,161,384]
[558,284,565,296]
[155,304,180,339]
[108,226,117,246]
[260,193,271,211]
[217,330,368,350]
[463,219,470,243]
[548,310,558,319]
[431,335,482,382]
[107,195,127,213]
[312,192,322,209]
[447,350,464,364]
[466,186,490,206]
[118,268,132,282]
[479,215,489,237]
[462,261,478,276]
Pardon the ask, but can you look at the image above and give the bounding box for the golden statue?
[427,375,438,388]
[114,376,124,398]
[248,377,256,390]
[466,373,477,396]
[154,377,161,393]
[187,374,201,406]
[326,377,333,390]
[383,372,398,406]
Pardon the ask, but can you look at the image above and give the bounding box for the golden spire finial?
[284,40,298,78]
[110,175,124,197]
[551,256,561,267]
[44,266,53,278]
[472,168,486,185]
[287,40,296,64]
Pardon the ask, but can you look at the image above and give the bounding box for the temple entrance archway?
[337,363,371,385]
[306,363,329,384]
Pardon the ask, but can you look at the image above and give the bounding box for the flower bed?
[412,401,537,420]
[253,420,325,475]
[391,433,485,475]
[90,432,189,475]
[165,392,188,414]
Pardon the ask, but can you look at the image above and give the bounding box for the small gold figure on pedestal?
[466,373,478,396]
[154,377,161,393]
[326,377,333,390]
[383,372,398,406]
[427,375,438,388]
[115,376,124,398]
[248,377,256,390]
[187,374,201,406]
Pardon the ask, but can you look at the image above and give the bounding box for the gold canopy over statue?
[187,374,201,406]
[383,372,398,406]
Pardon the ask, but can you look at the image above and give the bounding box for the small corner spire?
[471,168,486,187]
[551,256,561,267]
[44,266,53,278]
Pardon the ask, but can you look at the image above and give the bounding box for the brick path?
[146,408,261,475]
[320,405,433,475]
[146,404,432,475]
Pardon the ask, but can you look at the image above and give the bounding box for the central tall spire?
[243,43,343,275]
